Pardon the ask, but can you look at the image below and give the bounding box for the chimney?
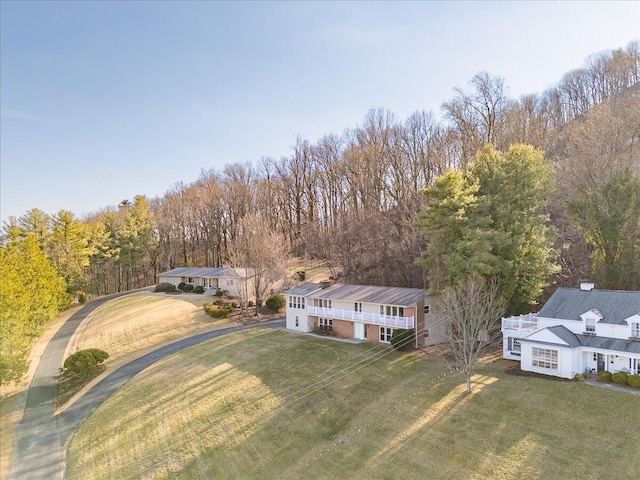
[580,282,595,291]
[319,279,333,289]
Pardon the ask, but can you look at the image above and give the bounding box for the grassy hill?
[67,329,640,479]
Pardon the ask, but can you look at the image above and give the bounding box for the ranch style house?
[157,266,256,300]
[502,283,640,379]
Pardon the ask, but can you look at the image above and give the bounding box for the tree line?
[2,40,639,385]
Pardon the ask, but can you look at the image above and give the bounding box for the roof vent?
[580,282,595,291]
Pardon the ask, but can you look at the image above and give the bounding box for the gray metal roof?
[537,288,640,325]
[520,325,640,354]
[311,283,426,307]
[158,267,254,278]
[283,283,323,296]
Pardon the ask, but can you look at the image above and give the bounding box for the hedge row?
[597,370,640,388]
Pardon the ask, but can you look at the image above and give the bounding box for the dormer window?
[632,322,640,337]
[585,318,596,332]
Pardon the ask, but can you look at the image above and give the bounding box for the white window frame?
[508,337,521,355]
[632,322,640,337]
[380,326,393,343]
[531,347,558,371]
[585,318,596,332]
[295,315,299,327]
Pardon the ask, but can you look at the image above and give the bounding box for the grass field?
[67,329,640,480]
[68,292,234,365]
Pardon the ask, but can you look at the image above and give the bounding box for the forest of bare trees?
[4,40,640,298]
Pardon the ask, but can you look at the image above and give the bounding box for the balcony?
[502,314,538,332]
[307,306,415,329]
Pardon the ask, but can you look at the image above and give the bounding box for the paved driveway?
[8,290,283,480]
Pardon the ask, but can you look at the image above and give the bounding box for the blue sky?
[1,1,639,223]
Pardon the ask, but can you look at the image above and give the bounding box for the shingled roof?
[521,325,640,354]
[537,288,640,325]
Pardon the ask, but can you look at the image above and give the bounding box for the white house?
[502,283,640,379]
[157,266,256,300]
[284,282,446,347]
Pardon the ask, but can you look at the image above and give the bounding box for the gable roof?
[158,266,255,278]
[283,283,323,296]
[520,325,640,354]
[537,288,640,325]
[311,283,426,307]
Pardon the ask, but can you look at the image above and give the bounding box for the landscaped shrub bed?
[598,370,612,382]
[611,372,628,385]
[154,282,176,293]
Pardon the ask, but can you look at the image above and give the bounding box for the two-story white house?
[284,282,446,347]
[502,283,640,379]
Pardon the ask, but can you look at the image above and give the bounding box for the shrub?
[155,282,176,293]
[183,284,194,293]
[611,372,628,385]
[231,302,237,308]
[598,370,612,382]
[64,349,109,376]
[265,294,286,312]
[78,292,87,304]
[178,282,187,292]
[194,285,205,294]
[573,373,586,381]
[204,304,236,319]
[296,271,306,281]
[215,288,225,297]
[626,375,640,388]
[248,300,254,307]
[390,329,415,351]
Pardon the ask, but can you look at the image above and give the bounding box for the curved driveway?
[8,291,284,480]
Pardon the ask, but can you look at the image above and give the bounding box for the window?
[320,299,331,308]
[531,347,558,370]
[585,318,596,332]
[301,297,305,309]
[187,277,194,284]
[507,337,521,355]
[593,353,598,362]
[288,296,292,308]
[381,305,404,317]
[318,318,333,332]
[424,305,430,314]
[632,322,640,337]
[424,329,430,338]
[355,302,362,313]
[380,327,393,343]
[295,316,299,327]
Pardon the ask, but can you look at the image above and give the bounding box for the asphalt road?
[8,290,284,480]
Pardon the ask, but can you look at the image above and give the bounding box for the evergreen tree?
[0,235,67,384]
[415,144,558,315]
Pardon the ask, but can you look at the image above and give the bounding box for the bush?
[215,288,225,297]
[64,349,109,376]
[626,375,640,388]
[178,282,187,292]
[194,285,205,294]
[573,373,586,381]
[390,329,415,351]
[598,370,612,382]
[78,292,87,304]
[296,271,305,281]
[248,300,254,307]
[204,304,236,319]
[611,372,628,385]
[155,282,176,293]
[183,283,194,293]
[265,294,286,312]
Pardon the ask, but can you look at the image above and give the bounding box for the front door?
[354,322,365,340]
[597,354,605,372]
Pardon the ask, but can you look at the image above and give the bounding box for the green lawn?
[67,330,640,480]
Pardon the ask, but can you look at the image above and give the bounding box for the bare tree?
[440,276,505,394]
[227,214,289,316]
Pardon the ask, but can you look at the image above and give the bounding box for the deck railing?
[502,314,538,331]
[307,306,415,329]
